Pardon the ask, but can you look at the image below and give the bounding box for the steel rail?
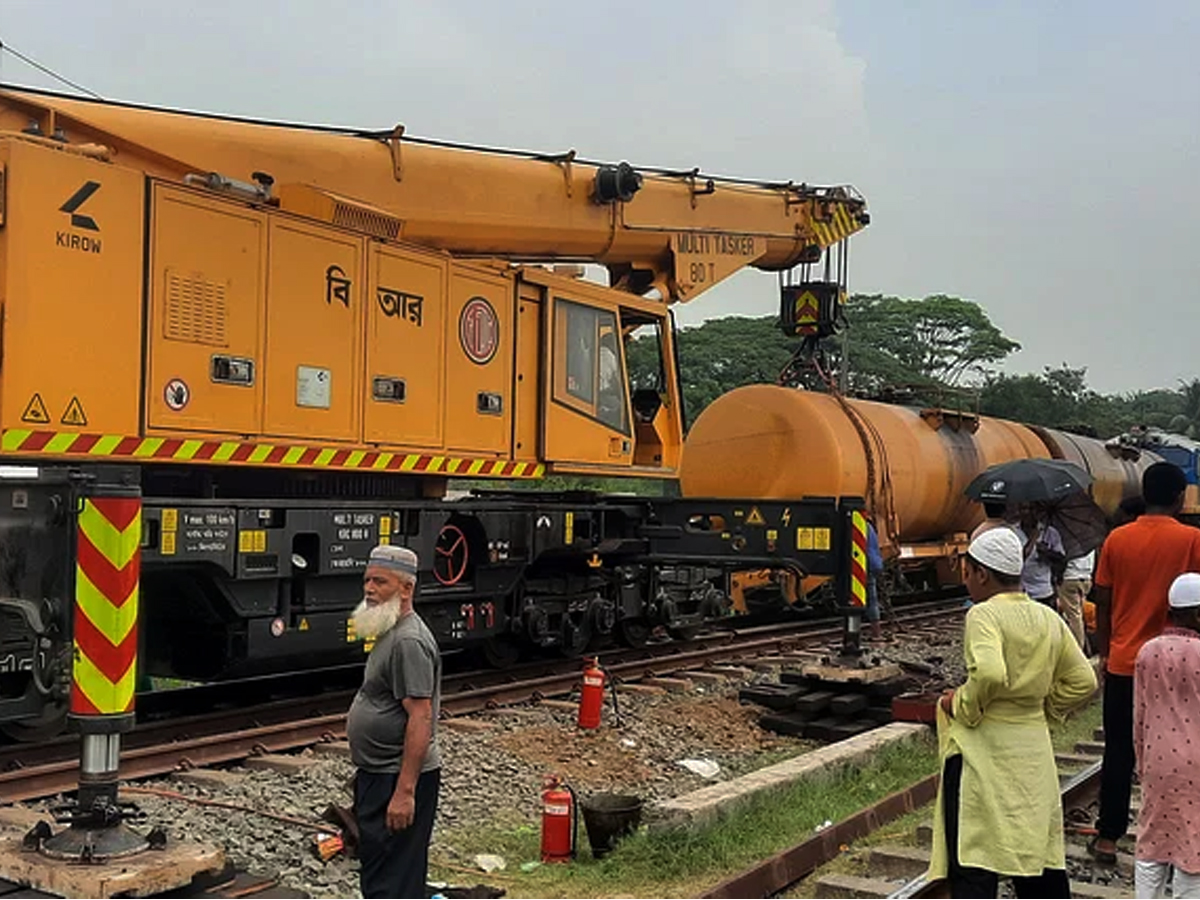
[888,760,1104,899]
[0,601,966,804]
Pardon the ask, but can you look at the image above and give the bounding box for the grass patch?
[1051,695,1103,754]
[431,733,939,899]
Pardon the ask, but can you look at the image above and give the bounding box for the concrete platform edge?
[648,722,931,831]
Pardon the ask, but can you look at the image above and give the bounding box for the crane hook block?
[779,282,844,339]
[593,162,643,204]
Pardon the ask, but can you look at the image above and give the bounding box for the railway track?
[0,599,966,804]
[702,706,1130,899]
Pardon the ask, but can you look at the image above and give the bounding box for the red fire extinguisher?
[578,657,606,730]
[540,773,577,863]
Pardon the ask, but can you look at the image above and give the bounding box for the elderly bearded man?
[346,545,442,899]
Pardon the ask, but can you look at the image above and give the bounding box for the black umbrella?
[1033,492,1109,559]
[964,458,1093,506]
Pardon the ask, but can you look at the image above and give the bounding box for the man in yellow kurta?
[927,527,1097,898]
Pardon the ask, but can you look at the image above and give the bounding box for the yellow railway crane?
[0,84,871,749]
[0,84,867,489]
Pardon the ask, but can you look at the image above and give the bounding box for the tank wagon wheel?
[559,615,593,659]
[0,702,68,743]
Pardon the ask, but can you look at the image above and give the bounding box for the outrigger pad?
[0,835,225,899]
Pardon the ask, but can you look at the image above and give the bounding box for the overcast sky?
[2,0,1195,395]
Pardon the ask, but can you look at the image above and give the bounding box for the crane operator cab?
[533,267,683,477]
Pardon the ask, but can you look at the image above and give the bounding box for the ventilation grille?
[164,271,228,346]
[332,202,402,241]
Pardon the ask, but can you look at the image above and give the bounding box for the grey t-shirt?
[346,612,442,773]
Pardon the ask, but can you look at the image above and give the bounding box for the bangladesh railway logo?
[459,296,499,365]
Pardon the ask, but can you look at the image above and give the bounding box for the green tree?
[979,365,1097,430]
[626,293,1022,428]
[835,294,1021,390]
[979,366,1190,438]
[1171,378,1200,438]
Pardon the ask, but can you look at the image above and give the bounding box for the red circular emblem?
[459,297,499,365]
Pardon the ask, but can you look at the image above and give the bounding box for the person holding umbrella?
[1013,504,1066,609]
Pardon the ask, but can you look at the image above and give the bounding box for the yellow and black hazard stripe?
[849,510,868,609]
[810,202,864,249]
[71,497,141,716]
[1,429,546,479]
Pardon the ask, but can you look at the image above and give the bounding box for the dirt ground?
[492,694,800,790]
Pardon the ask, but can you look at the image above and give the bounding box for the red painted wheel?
[433,523,470,585]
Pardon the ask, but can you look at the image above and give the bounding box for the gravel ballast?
[10,623,963,898]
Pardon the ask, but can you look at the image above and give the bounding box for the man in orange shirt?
[1090,463,1200,865]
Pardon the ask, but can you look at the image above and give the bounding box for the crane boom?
[0,84,868,302]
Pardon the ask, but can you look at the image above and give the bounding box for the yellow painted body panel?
[0,141,144,439]
[147,186,266,434]
[262,219,364,442]
[445,268,511,456]
[512,287,543,464]
[366,245,448,448]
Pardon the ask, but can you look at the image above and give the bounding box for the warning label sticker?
[21,394,50,424]
[60,396,87,427]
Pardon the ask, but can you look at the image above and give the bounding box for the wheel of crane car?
[482,635,522,669]
[0,703,68,743]
[616,617,650,648]
[667,625,702,642]
[559,617,593,658]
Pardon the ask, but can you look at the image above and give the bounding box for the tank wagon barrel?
[680,385,1160,557]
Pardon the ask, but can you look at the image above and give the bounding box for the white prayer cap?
[366,544,419,576]
[1168,573,1200,609]
[966,527,1024,578]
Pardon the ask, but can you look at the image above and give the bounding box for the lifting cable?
[0,40,104,100]
[777,238,901,620]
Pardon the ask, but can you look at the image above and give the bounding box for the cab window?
[565,301,597,405]
[555,298,629,435]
